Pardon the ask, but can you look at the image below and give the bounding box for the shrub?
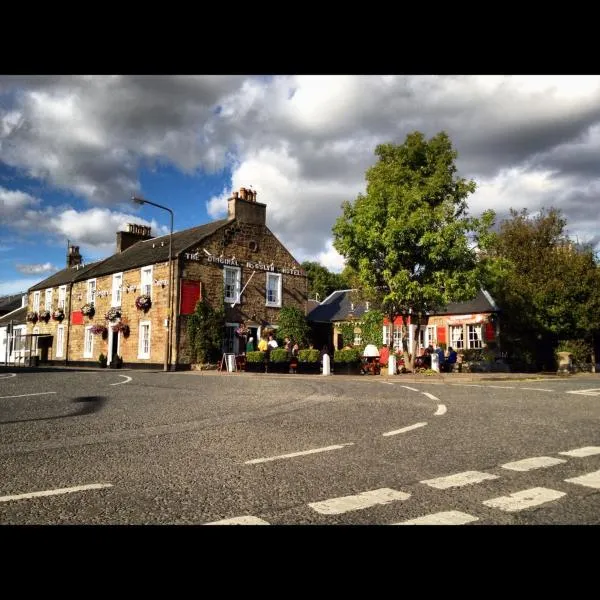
[298,349,321,363]
[556,339,592,368]
[334,348,361,363]
[246,351,266,363]
[187,298,225,364]
[269,348,289,363]
[276,306,311,346]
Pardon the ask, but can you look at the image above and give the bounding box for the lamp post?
[132,195,174,372]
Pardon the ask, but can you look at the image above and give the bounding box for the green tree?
[480,207,600,370]
[276,305,311,346]
[301,261,349,301]
[332,131,491,371]
[187,298,225,365]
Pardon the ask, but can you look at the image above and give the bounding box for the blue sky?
[2,75,600,296]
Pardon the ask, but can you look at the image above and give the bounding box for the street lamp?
[132,195,174,372]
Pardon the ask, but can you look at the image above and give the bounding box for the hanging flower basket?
[26,311,38,323]
[105,307,122,322]
[81,303,95,317]
[38,309,51,322]
[52,308,65,322]
[135,295,152,311]
[235,324,249,338]
[111,322,130,337]
[90,324,107,336]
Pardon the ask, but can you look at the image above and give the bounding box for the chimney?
[227,187,265,225]
[67,245,83,268]
[116,223,154,253]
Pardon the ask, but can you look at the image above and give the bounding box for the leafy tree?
[480,207,600,370]
[187,298,225,365]
[276,305,311,346]
[332,131,491,371]
[302,261,350,301]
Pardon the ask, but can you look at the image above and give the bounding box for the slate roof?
[0,305,27,325]
[307,288,499,323]
[0,294,24,314]
[28,219,230,292]
[75,219,229,281]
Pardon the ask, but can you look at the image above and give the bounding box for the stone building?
[25,188,307,369]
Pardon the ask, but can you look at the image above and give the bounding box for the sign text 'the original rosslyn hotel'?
[25,188,308,368]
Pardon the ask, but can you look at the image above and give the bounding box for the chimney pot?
[239,187,247,200]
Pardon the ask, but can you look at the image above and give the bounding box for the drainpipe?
[64,283,73,366]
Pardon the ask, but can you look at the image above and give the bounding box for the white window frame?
[392,325,403,351]
[112,272,123,307]
[141,266,153,298]
[450,325,464,350]
[56,325,65,358]
[382,324,391,346]
[265,272,282,307]
[138,320,151,359]
[33,291,40,313]
[45,288,53,311]
[84,326,94,358]
[223,266,241,304]
[58,285,67,310]
[86,279,97,304]
[353,329,362,346]
[426,325,436,348]
[467,324,483,349]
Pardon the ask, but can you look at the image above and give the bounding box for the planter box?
[267,362,290,374]
[297,362,320,375]
[333,362,362,375]
[245,362,266,373]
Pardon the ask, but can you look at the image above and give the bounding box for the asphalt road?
[1,369,599,525]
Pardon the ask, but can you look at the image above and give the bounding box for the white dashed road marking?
[309,488,411,515]
[434,404,447,415]
[565,469,600,489]
[482,487,566,512]
[245,443,354,465]
[382,422,427,437]
[519,388,553,392]
[396,511,479,525]
[421,471,499,489]
[401,386,419,392]
[0,483,113,503]
[501,456,567,471]
[566,388,600,396]
[110,375,132,386]
[451,384,484,388]
[559,446,600,458]
[0,391,57,399]
[487,385,515,390]
[422,392,439,401]
[0,373,16,379]
[205,516,270,525]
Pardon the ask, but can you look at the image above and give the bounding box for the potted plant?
[135,295,152,311]
[105,307,121,322]
[81,303,95,318]
[110,354,123,369]
[297,348,321,374]
[268,348,290,373]
[90,324,107,336]
[52,308,65,322]
[112,322,130,337]
[38,309,51,323]
[333,347,362,375]
[26,311,38,323]
[98,352,107,368]
[245,351,266,373]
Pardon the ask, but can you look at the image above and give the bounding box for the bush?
[246,351,266,363]
[187,298,225,364]
[276,306,310,346]
[269,348,289,363]
[298,349,321,363]
[556,339,592,368]
[334,348,361,363]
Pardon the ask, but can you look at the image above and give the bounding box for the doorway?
[108,327,120,365]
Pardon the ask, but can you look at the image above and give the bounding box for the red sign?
[71,310,84,325]
[437,327,446,344]
[180,280,201,315]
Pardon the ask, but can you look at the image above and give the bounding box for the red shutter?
[180,280,201,315]
[437,326,446,344]
[71,310,83,325]
[485,322,495,341]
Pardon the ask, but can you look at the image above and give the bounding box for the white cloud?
[15,262,59,274]
[0,277,40,295]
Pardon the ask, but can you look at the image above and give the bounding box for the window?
[84,326,94,358]
[223,266,241,304]
[138,321,151,359]
[392,325,403,351]
[87,279,97,304]
[382,324,391,346]
[112,273,123,307]
[265,272,282,307]
[58,285,67,310]
[141,266,153,298]
[353,329,362,346]
[450,325,464,350]
[56,325,64,358]
[45,288,53,310]
[33,291,40,312]
[32,326,39,354]
[468,324,483,349]
[427,326,436,348]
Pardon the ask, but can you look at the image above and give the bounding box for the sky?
[1,75,600,296]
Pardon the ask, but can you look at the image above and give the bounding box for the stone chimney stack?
[116,223,154,253]
[67,245,83,268]
[227,187,265,225]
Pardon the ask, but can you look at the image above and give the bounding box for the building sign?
[180,280,202,315]
[71,310,84,325]
[184,251,305,276]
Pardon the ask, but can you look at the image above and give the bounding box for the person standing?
[246,336,255,353]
